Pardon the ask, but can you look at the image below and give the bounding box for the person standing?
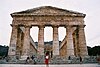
[26,57,30,64]
[45,53,49,67]
[97,56,100,64]
[79,56,82,64]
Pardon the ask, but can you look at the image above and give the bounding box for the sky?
[0,0,100,47]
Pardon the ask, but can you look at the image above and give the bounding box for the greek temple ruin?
[8,6,88,61]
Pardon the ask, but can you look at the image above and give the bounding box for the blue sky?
[0,0,100,47]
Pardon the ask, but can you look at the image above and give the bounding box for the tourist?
[31,55,34,60]
[68,56,71,60]
[97,56,100,64]
[26,57,30,63]
[31,55,36,64]
[79,56,82,64]
[45,53,49,67]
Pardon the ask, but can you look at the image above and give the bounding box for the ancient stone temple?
[8,6,88,61]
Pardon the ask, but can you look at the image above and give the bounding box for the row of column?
[8,25,60,59]
[65,25,88,57]
[8,25,31,60]
[8,25,88,60]
[38,26,59,56]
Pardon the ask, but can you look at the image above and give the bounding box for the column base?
[81,55,89,58]
[8,55,17,62]
[20,55,28,60]
[67,55,75,60]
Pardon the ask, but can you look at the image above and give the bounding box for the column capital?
[10,24,18,28]
[24,25,32,28]
[38,25,45,28]
[78,25,86,29]
[64,25,73,28]
[52,25,59,28]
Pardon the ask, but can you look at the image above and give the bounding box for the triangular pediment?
[11,6,85,17]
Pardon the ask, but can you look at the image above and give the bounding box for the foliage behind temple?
[0,44,100,58]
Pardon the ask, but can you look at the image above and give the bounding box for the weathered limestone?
[38,26,44,55]
[66,26,74,57]
[53,26,59,56]
[21,26,31,59]
[73,30,79,57]
[8,25,18,60]
[8,6,88,61]
[16,28,22,59]
[78,25,88,57]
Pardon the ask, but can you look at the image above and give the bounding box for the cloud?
[0,0,100,47]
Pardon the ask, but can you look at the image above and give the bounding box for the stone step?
[4,56,98,64]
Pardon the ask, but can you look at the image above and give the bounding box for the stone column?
[21,26,31,59]
[53,26,59,56]
[16,28,22,59]
[38,26,44,55]
[73,28,79,57]
[78,25,88,56]
[66,26,74,57]
[8,25,18,60]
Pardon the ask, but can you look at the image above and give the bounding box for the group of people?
[25,55,100,65]
[26,55,36,64]
[25,53,50,65]
[68,56,83,64]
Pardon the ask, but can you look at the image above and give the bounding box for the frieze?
[12,16,84,26]
[13,16,84,21]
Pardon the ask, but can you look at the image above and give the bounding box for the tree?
[0,45,9,57]
[87,46,100,56]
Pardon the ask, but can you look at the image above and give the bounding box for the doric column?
[66,26,74,57]
[53,26,59,56]
[78,25,88,56]
[73,30,79,57]
[8,25,18,59]
[21,25,31,59]
[16,28,22,59]
[38,26,44,55]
